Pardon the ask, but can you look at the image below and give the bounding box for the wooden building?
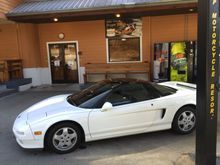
[0,0,198,86]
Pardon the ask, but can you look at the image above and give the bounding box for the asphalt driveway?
[0,86,220,165]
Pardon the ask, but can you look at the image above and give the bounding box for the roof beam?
[7,2,197,23]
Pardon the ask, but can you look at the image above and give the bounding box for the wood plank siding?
[0,0,23,19]
[38,20,108,67]
[0,24,20,59]
[0,13,197,72]
[18,24,41,68]
[0,23,40,68]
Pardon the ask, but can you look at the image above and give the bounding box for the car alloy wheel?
[177,111,195,132]
[46,122,83,154]
[52,127,78,151]
[172,106,196,134]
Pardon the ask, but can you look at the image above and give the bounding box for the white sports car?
[13,78,196,154]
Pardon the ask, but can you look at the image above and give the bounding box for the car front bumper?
[13,112,44,149]
[13,128,43,149]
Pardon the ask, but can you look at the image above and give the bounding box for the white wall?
[23,67,85,86]
[23,68,51,86]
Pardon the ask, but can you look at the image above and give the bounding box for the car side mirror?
[101,102,113,112]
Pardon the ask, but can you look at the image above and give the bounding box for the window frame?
[106,37,143,63]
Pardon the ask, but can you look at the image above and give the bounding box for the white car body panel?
[13,81,196,149]
[89,101,156,140]
[13,95,91,148]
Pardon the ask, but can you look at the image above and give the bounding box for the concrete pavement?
[0,85,220,165]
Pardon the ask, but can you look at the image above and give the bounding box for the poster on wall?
[106,18,142,38]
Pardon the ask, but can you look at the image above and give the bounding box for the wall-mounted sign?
[106,18,142,38]
[54,60,60,67]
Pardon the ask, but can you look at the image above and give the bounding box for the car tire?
[172,106,196,134]
[46,122,83,154]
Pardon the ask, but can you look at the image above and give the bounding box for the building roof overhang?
[6,0,198,23]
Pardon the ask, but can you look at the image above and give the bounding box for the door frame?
[46,41,80,84]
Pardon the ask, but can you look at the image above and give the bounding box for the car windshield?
[67,79,177,107]
[67,80,120,106]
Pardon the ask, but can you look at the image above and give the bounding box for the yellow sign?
[209,0,218,119]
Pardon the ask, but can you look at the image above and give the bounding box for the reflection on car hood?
[159,81,196,90]
[25,94,73,123]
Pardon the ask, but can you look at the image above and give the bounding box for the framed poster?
[106,18,142,38]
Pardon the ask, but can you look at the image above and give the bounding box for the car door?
[88,82,161,140]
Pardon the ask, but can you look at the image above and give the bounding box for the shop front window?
[108,37,141,62]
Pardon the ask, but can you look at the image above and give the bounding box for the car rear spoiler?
[176,82,196,90]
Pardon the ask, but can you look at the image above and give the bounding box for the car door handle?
[151,103,153,106]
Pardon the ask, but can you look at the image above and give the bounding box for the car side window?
[104,82,158,106]
[150,83,177,96]
[105,90,132,106]
[79,90,112,109]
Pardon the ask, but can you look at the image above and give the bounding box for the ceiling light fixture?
[189,8,194,12]
[116,14,121,18]
[54,18,58,22]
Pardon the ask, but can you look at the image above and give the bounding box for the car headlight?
[13,112,30,136]
[16,130,25,135]
[14,124,29,136]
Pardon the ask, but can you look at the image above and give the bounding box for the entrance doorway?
[48,42,79,83]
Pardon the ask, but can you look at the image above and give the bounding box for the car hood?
[25,94,75,123]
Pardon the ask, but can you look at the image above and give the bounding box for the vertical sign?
[196,0,219,165]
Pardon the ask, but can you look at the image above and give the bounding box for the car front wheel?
[46,122,82,154]
[172,106,196,134]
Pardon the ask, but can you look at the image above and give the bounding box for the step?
[0,88,17,98]
[6,78,32,90]
[18,83,32,91]
[0,85,7,91]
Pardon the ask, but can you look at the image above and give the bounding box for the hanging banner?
[106,18,142,38]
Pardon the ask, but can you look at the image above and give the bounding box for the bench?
[6,59,23,80]
[0,59,23,83]
[84,62,150,83]
[0,61,7,83]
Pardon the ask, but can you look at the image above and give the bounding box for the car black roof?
[104,78,148,84]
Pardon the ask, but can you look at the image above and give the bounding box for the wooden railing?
[84,62,150,83]
[0,59,23,83]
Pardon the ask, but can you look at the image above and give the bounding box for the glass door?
[153,43,169,82]
[186,41,196,83]
[49,43,78,83]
